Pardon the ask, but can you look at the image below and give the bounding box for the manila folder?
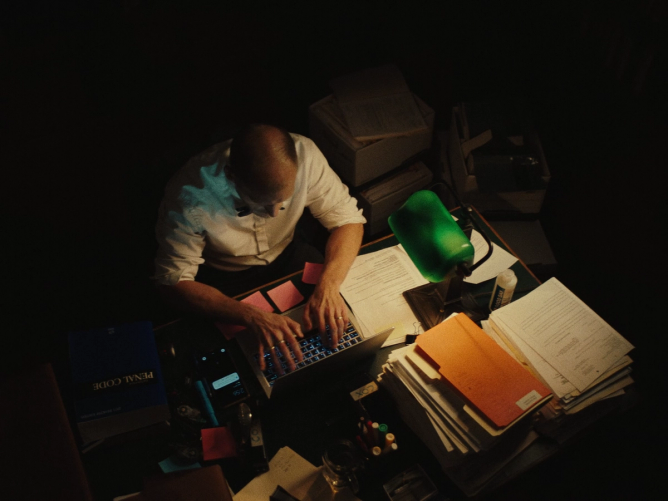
[415,313,552,428]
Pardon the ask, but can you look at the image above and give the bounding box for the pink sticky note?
[267,280,304,312]
[201,427,237,461]
[242,291,274,311]
[215,291,274,340]
[302,262,324,285]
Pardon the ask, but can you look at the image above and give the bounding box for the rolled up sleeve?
[153,204,206,286]
[304,139,366,230]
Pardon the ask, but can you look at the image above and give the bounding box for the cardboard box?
[356,161,433,236]
[447,106,550,217]
[309,94,435,187]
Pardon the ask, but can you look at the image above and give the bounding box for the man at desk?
[154,124,366,374]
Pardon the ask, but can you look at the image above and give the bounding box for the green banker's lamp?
[388,190,493,330]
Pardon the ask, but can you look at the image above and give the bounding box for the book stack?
[486,277,635,421]
[68,321,171,448]
[377,313,553,495]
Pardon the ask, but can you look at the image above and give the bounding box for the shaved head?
[228,124,297,201]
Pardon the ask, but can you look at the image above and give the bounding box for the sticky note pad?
[302,262,324,285]
[242,290,274,311]
[215,291,274,340]
[267,280,304,312]
[201,427,237,461]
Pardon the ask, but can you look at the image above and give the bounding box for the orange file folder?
[415,313,552,428]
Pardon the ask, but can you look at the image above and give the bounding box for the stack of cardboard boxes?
[445,100,557,279]
[308,65,436,237]
[446,100,551,218]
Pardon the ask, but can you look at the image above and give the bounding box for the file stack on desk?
[486,277,635,421]
[377,313,553,495]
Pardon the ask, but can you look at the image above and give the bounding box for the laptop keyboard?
[253,323,361,386]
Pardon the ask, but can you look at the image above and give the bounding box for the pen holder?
[321,439,364,494]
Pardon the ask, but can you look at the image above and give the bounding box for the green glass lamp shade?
[388,190,474,283]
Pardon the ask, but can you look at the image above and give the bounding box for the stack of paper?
[329,64,428,142]
[377,314,553,495]
[487,278,635,419]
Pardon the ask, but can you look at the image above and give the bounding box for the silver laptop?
[237,303,393,400]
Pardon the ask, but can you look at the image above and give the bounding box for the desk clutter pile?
[377,278,635,496]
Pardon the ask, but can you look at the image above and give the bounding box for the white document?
[490,278,634,391]
[449,216,518,285]
[464,229,518,284]
[340,245,428,346]
[233,447,359,501]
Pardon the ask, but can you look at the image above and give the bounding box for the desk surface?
[81,208,635,501]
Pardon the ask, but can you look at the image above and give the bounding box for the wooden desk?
[83,207,635,500]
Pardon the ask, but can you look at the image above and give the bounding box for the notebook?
[237,303,393,400]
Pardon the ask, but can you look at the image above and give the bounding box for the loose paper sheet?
[447,217,519,285]
[490,278,634,391]
[340,245,428,346]
[233,447,359,501]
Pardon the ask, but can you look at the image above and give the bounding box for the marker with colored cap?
[372,422,380,444]
[378,423,388,444]
[383,432,395,453]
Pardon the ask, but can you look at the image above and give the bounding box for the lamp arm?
[426,182,494,276]
[462,204,494,273]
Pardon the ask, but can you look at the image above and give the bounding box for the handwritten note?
[233,447,360,501]
[267,281,304,312]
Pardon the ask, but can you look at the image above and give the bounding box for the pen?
[194,380,219,427]
[355,435,369,455]
[365,420,375,446]
[357,400,371,422]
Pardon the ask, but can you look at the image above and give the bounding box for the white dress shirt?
[154,134,366,285]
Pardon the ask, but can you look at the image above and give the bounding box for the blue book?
[68,321,170,445]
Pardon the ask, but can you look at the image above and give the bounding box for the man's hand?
[303,283,348,349]
[246,309,304,374]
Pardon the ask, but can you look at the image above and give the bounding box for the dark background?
[3,0,667,499]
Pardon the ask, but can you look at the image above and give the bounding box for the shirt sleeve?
[302,138,366,230]
[153,199,206,286]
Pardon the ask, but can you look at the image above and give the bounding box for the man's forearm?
[158,281,257,325]
[317,223,364,291]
